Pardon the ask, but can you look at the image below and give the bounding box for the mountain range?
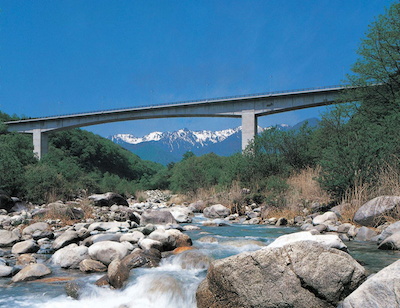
[109,118,319,165]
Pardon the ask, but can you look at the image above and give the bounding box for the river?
[1,214,399,307]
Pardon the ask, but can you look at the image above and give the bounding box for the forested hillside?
[0,111,167,203]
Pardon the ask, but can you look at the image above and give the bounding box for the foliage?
[316,2,400,200]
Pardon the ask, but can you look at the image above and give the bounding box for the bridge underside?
[5,86,343,159]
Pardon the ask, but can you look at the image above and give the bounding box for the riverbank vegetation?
[1,3,399,223]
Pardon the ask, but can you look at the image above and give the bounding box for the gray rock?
[140,210,177,225]
[138,238,163,251]
[108,259,130,289]
[166,229,192,247]
[11,240,39,254]
[339,259,400,307]
[355,226,377,241]
[52,231,80,250]
[22,222,49,236]
[87,221,130,232]
[354,196,400,227]
[147,229,176,251]
[92,233,122,243]
[122,248,161,269]
[88,192,128,207]
[337,223,353,233]
[0,229,20,247]
[275,217,288,226]
[203,204,231,218]
[79,259,107,273]
[313,211,338,225]
[119,231,145,244]
[51,244,89,268]
[65,281,85,300]
[377,221,400,244]
[268,231,347,251]
[88,241,129,265]
[168,206,193,223]
[0,265,13,277]
[188,200,206,213]
[11,263,51,282]
[196,241,365,308]
[378,231,400,250]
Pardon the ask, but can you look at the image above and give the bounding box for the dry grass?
[338,161,400,223]
[31,198,94,227]
[285,166,331,207]
[135,190,148,203]
[185,182,247,214]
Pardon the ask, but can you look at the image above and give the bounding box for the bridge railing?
[13,84,347,121]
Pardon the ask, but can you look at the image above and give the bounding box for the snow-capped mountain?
[108,118,319,165]
[111,127,241,149]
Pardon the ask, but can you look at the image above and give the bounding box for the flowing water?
[1,215,399,308]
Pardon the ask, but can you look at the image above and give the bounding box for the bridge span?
[5,85,345,159]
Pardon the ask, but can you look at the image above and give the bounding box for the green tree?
[317,2,400,200]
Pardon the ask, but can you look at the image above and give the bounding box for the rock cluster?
[0,192,195,292]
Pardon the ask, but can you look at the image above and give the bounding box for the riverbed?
[1,214,399,308]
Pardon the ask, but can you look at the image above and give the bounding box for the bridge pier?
[241,111,257,151]
[33,129,49,159]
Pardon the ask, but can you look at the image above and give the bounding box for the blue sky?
[0,0,395,137]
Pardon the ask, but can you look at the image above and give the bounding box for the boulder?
[91,233,122,244]
[88,192,128,207]
[378,231,400,250]
[0,193,14,212]
[88,241,129,265]
[11,240,39,254]
[354,196,400,227]
[0,229,20,247]
[22,222,49,236]
[339,259,400,307]
[166,229,192,247]
[337,223,353,233]
[196,241,366,308]
[11,263,51,282]
[46,202,84,220]
[107,259,130,289]
[0,265,13,277]
[148,229,176,251]
[188,200,206,213]
[275,217,288,226]
[355,226,377,241]
[52,231,80,250]
[16,254,36,266]
[79,259,107,273]
[51,244,89,268]
[122,248,161,269]
[203,204,231,218]
[168,206,193,223]
[312,211,338,225]
[140,210,177,225]
[119,231,145,244]
[377,221,400,244]
[65,281,85,300]
[138,238,163,251]
[87,221,130,232]
[268,231,348,251]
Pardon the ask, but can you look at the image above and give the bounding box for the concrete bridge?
[5,85,345,159]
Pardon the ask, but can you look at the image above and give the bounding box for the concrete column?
[241,111,257,151]
[32,129,48,159]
